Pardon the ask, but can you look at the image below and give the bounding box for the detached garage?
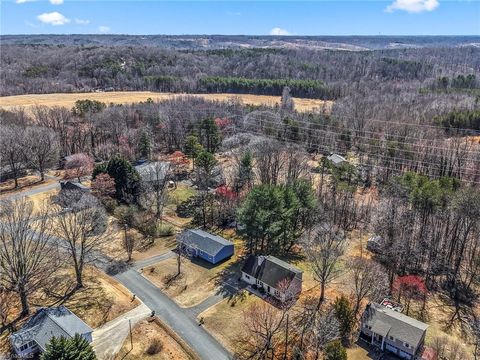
[177,229,234,265]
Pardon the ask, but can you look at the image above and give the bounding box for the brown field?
[0,91,332,113]
[116,318,197,360]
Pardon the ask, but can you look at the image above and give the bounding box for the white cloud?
[385,0,439,13]
[98,26,110,33]
[37,12,70,25]
[50,0,64,4]
[16,0,36,3]
[270,27,291,36]
[75,18,90,25]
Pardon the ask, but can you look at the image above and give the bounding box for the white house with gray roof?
[241,255,303,302]
[10,306,92,357]
[360,302,428,360]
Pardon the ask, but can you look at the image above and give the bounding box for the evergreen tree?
[236,150,253,192]
[333,295,355,344]
[196,150,218,189]
[93,156,140,203]
[198,118,221,153]
[184,134,203,167]
[42,334,96,360]
[138,130,152,159]
[324,340,347,360]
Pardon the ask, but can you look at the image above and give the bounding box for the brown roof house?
[360,303,428,360]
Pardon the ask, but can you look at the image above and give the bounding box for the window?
[19,344,28,351]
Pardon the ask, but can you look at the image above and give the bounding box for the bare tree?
[22,126,59,181]
[123,224,135,262]
[0,125,25,188]
[350,257,389,317]
[139,161,171,221]
[64,153,94,183]
[0,199,59,317]
[53,193,109,289]
[304,226,345,303]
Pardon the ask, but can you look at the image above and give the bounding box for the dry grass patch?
[116,318,196,360]
[0,175,56,197]
[0,91,332,113]
[142,235,244,307]
[199,290,265,353]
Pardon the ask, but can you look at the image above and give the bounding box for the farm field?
[0,91,333,113]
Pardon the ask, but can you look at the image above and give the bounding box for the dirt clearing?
[0,91,332,113]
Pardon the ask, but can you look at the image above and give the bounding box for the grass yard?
[0,175,56,197]
[0,91,333,114]
[115,318,197,360]
[198,290,265,353]
[142,233,244,307]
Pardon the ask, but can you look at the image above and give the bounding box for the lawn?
[142,232,244,307]
[199,290,265,353]
[115,318,197,360]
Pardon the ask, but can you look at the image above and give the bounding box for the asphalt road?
[114,269,232,360]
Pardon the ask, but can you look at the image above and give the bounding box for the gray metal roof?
[363,303,428,348]
[177,229,233,256]
[327,154,347,165]
[11,306,92,350]
[134,161,169,183]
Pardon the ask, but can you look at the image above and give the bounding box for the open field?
[116,318,196,360]
[0,91,333,113]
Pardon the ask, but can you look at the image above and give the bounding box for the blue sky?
[1,0,479,35]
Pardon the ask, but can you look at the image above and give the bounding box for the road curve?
[114,270,232,360]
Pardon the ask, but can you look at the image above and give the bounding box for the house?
[360,302,429,360]
[60,180,90,192]
[134,160,170,184]
[177,229,234,265]
[241,255,303,302]
[10,306,93,358]
[327,153,347,167]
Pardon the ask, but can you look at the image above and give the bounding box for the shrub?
[157,223,174,237]
[145,337,163,355]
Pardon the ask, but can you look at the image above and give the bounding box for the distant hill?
[1,34,479,50]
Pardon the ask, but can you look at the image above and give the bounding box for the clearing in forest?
[0,91,333,113]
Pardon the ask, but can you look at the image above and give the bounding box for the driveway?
[92,302,151,360]
[0,181,60,200]
[114,269,232,360]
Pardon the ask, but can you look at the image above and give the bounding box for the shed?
[177,229,234,264]
[327,153,347,167]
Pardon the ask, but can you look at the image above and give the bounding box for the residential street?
[2,181,232,360]
[114,269,232,360]
[92,302,151,359]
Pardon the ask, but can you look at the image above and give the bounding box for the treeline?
[199,76,338,99]
[2,44,479,96]
[437,109,480,132]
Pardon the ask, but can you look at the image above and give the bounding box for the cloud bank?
[386,0,439,13]
[270,27,291,36]
[37,12,70,25]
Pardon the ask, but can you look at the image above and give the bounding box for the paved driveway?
[92,302,151,360]
[114,270,232,360]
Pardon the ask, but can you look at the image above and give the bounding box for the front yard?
[141,234,244,307]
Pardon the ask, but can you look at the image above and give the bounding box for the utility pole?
[129,319,133,351]
[283,313,289,360]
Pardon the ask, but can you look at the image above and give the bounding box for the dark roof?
[60,180,90,191]
[363,303,428,349]
[10,306,92,351]
[177,229,233,256]
[241,255,303,289]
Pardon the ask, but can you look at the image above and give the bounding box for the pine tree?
[324,340,347,360]
[138,130,152,159]
[42,334,96,360]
